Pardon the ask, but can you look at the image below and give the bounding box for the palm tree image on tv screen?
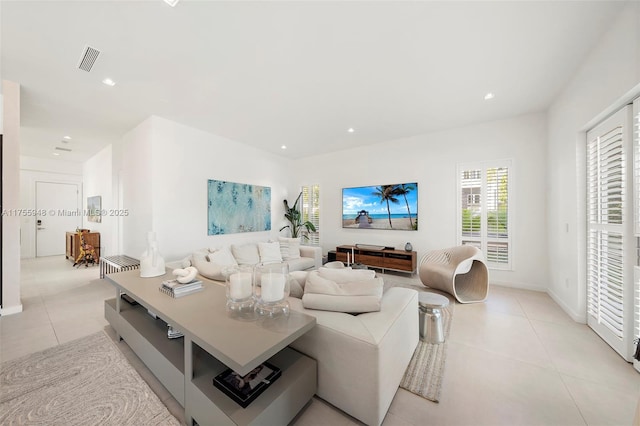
[342,183,418,230]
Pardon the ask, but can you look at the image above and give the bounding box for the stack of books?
[213,362,282,408]
[159,279,203,298]
[167,325,184,339]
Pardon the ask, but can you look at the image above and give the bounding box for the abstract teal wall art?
[207,180,271,235]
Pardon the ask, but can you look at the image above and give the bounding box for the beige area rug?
[383,275,454,403]
[0,331,180,425]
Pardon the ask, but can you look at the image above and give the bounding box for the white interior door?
[36,182,80,257]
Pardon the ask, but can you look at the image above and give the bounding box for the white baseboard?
[490,280,546,293]
[0,304,24,316]
[546,287,586,323]
[491,281,586,324]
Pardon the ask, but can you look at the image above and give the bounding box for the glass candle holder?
[254,262,290,317]
[225,265,256,320]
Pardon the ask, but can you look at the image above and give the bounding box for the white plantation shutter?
[301,184,320,246]
[634,98,640,371]
[586,105,634,361]
[635,266,640,372]
[486,166,510,265]
[460,169,482,246]
[635,98,640,236]
[457,161,512,269]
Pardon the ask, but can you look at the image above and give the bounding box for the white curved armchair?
[419,245,489,304]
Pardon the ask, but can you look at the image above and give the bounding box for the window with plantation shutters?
[457,160,512,269]
[301,184,320,246]
[586,104,634,362]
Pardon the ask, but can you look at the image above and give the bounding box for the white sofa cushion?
[231,243,260,265]
[209,246,237,265]
[317,267,376,283]
[191,247,237,281]
[284,257,315,272]
[289,270,308,298]
[302,293,382,313]
[258,241,283,264]
[302,270,383,313]
[305,271,382,296]
[278,237,301,260]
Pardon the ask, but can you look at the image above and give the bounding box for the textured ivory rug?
[0,331,180,425]
[383,276,454,403]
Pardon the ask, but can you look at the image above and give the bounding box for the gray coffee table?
[104,269,317,425]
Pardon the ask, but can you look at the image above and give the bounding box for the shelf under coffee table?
[104,269,317,425]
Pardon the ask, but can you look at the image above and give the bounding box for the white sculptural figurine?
[172,266,198,284]
[140,231,166,278]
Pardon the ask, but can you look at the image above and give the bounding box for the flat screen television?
[342,183,418,231]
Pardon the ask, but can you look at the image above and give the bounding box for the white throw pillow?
[191,247,237,281]
[302,293,382,313]
[258,242,283,264]
[208,247,237,266]
[301,271,383,313]
[305,272,383,296]
[278,237,301,260]
[231,243,260,265]
[317,267,376,283]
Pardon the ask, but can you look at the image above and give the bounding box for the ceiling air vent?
[55,147,72,152]
[77,45,100,72]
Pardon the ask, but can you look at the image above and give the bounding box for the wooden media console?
[335,245,417,274]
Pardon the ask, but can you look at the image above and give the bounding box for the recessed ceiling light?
[281,145,287,150]
[52,152,60,156]
[163,0,180,7]
[484,92,495,100]
[63,135,71,140]
[102,78,116,87]
[347,128,355,133]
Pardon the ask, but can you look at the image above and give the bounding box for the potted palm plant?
[280,192,316,240]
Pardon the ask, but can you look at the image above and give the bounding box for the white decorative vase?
[254,262,290,317]
[140,231,166,278]
[225,265,256,320]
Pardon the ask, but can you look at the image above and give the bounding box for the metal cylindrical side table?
[418,292,450,344]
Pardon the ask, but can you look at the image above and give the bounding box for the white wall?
[20,156,83,259]
[114,118,154,258]
[2,80,22,314]
[82,145,114,256]
[547,2,640,322]
[115,116,292,261]
[295,112,549,291]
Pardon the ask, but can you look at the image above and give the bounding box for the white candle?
[229,272,252,300]
[261,272,285,302]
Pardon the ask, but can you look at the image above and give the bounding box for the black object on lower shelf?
[213,362,282,408]
[121,293,138,305]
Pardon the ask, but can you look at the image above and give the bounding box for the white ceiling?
[1,1,627,162]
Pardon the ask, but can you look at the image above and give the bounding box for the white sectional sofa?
[170,242,418,426]
[288,271,419,426]
[170,238,322,279]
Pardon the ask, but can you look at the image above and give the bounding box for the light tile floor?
[2,256,639,425]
